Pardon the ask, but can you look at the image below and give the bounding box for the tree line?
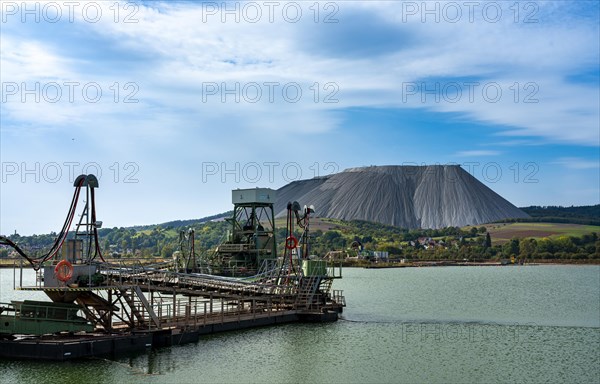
[1,218,598,262]
[518,205,600,226]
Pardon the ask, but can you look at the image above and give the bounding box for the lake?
[1,265,598,383]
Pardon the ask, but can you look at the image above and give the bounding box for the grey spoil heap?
[275,165,529,229]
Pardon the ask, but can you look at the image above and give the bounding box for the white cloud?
[2,1,598,143]
[455,150,502,157]
[1,1,599,233]
[553,157,600,170]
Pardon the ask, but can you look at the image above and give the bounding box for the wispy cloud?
[2,1,598,144]
[553,157,600,170]
[1,1,599,234]
[455,150,502,157]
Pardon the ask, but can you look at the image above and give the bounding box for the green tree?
[102,239,110,253]
[503,238,520,257]
[161,244,175,259]
[553,236,576,253]
[537,238,555,254]
[519,238,537,258]
[484,232,492,248]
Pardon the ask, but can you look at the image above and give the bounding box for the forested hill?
[130,211,231,231]
[517,205,600,226]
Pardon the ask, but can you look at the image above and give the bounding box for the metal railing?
[98,261,298,297]
[110,294,295,330]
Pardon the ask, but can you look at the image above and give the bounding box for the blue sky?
[1,1,599,235]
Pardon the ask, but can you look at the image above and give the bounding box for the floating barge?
[0,175,345,360]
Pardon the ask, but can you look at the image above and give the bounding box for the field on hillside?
[277,218,600,245]
[486,222,600,244]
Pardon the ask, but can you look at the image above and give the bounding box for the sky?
[1,0,599,235]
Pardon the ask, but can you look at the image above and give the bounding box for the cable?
[0,177,84,270]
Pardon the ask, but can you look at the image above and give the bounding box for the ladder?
[294,276,321,310]
[119,288,144,327]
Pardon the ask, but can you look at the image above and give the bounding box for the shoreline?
[1,259,598,270]
[357,259,600,269]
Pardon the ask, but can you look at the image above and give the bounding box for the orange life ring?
[285,236,298,250]
[55,260,73,282]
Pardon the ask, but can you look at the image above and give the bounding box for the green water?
[1,266,599,383]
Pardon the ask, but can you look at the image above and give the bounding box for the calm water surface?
[1,265,598,383]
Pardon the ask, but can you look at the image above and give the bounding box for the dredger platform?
[0,175,345,360]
